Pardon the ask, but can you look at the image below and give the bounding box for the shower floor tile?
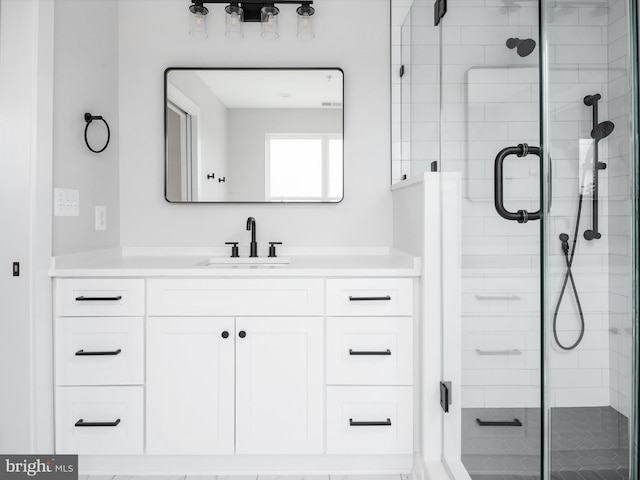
[461,406,629,480]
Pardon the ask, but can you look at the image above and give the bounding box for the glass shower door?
[542,0,637,479]
[438,1,544,478]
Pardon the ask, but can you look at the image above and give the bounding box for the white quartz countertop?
[50,248,421,278]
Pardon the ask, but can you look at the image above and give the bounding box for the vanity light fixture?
[188,0,314,40]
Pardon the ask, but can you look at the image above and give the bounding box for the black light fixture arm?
[191,0,313,22]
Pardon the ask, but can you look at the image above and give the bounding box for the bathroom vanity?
[50,251,420,474]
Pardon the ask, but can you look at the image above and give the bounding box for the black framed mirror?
[165,67,344,203]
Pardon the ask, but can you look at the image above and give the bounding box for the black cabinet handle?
[349,349,391,356]
[75,296,122,302]
[75,349,122,356]
[348,296,391,302]
[221,331,229,339]
[238,330,246,338]
[75,418,121,427]
[349,418,392,427]
[476,418,522,427]
[494,143,541,223]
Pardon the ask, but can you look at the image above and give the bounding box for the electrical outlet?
[95,206,107,231]
[54,188,80,216]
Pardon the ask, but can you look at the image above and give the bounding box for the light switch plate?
[54,188,79,216]
[95,206,107,231]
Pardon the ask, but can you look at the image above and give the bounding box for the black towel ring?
[84,112,110,153]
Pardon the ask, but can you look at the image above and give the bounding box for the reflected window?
[266,134,343,202]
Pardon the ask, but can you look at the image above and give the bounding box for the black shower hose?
[552,193,586,351]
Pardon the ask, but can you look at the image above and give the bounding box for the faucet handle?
[268,242,282,258]
[225,242,239,258]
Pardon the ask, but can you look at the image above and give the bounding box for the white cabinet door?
[235,316,324,454]
[146,317,235,454]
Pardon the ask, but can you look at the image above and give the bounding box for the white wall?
[53,0,120,255]
[119,0,391,249]
[227,108,342,201]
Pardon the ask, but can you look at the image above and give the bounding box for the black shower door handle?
[494,143,541,223]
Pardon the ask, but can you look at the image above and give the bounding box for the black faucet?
[246,217,258,257]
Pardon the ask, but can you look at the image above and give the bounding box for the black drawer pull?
[349,418,392,427]
[349,349,391,356]
[348,295,391,301]
[75,296,122,302]
[75,349,122,356]
[476,418,522,427]
[75,418,121,427]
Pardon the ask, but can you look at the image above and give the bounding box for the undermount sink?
[205,257,291,266]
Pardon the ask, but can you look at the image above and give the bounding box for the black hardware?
[246,217,258,257]
[191,1,313,22]
[349,418,392,427]
[75,296,122,302]
[239,330,247,338]
[349,349,391,356]
[476,418,522,427]
[218,177,226,183]
[583,93,613,241]
[440,381,451,413]
[225,242,239,258]
[12,262,19,277]
[433,0,447,25]
[268,242,282,258]
[207,173,215,179]
[401,174,407,180]
[75,349,122,356]
[400,65,405,78]
[348,295,391,301]
[84,112,111,153]
[221,331,229,339]
[75,418,121,427]
[494,143,541,223]
[430,161,438,172]
[506,38,536,57]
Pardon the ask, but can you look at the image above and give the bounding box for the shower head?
[591,120,615,141]
[583,94,602,106]
[506,37,536,57]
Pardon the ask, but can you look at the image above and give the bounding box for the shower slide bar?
[583,93,614,241]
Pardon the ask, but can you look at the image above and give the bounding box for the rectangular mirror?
[165,67,344,203]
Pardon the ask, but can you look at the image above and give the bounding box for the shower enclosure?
[393,0,638,478]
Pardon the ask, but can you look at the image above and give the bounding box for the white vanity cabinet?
[146,279,324,455]
[53,278,145,455]
[325,278,414,455]
[52,269,417,471]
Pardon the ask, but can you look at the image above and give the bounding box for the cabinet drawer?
[326,279,413,316]
[326,386,413,454]
[55,317,144,386]
[147,278,324,316]
[327,317,413,385]
[56,279,144,317]
[55,386,143,454]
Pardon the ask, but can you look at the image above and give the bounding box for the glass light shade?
[225,4,244,39]
[297,13,314,40]
[260,5,280,40]
[189,4,209,39]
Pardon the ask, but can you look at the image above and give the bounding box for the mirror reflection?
[165,68,344,203]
